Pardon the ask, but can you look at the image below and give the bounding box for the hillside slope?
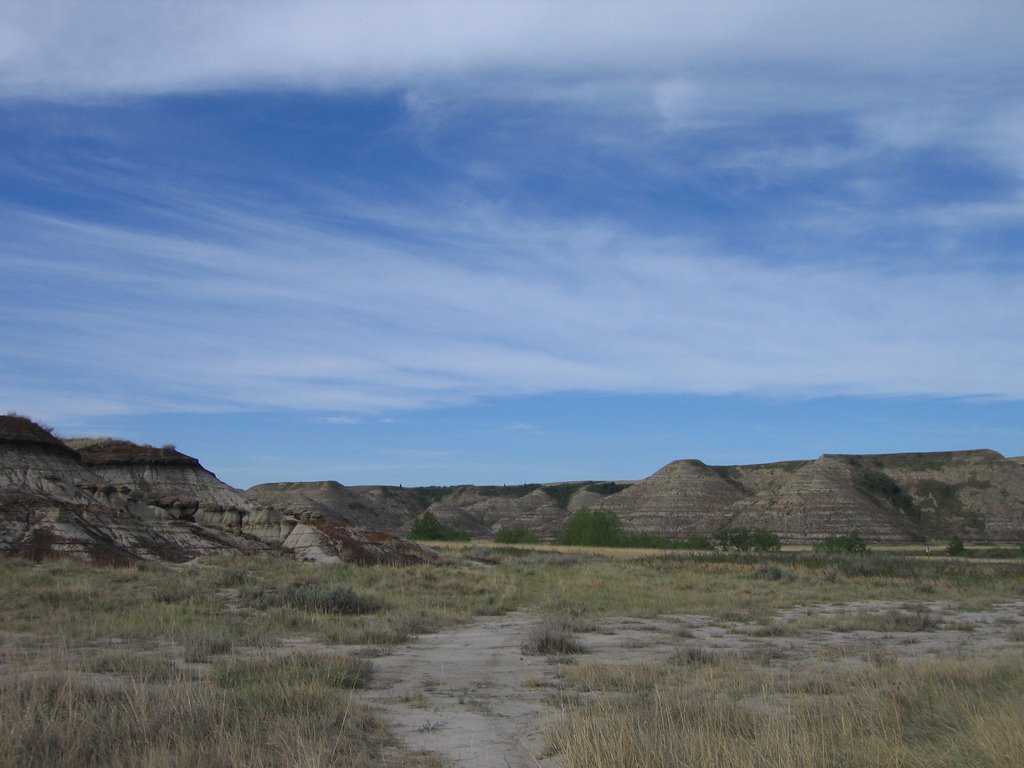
[0,416,435,565]
[252,453,1024,545]
[5,414,1022,549]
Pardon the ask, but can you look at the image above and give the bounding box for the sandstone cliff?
[0,416,435,565]
[250,450,1024,545]
[841,450,1024,543]
[6,414,1023,550]
[594,451,1024,544]
[721,455,918,544]
[591,460,743,537]
[427,486,568,538]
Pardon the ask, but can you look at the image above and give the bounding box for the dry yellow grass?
[2,547,1022,767]
[552,652,1024,768]
[0,650,421,768]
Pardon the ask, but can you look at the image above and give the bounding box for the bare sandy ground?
[363,611,563,768]
[361,600,1024,767]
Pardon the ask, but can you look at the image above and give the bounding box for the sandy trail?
[363,611,564,768]
[362,600,1024,767]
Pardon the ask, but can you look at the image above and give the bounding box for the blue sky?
[2,1,1023,488]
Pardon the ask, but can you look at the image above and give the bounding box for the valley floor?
[2,547,1023,767]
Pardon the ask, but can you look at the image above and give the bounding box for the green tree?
[749,529,782,551]
[558,508,625,546]
[946,536,966,556]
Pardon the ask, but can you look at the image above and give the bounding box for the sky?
[2,1,1023,488]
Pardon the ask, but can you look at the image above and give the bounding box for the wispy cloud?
[4,2,1020,97]
[313,415,362,425]
[2,2,1023,426]
[3,181,1023,422]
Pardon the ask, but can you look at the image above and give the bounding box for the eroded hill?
[252,453,1024,545]
[0,416,436,565]
[3,413,1022,554]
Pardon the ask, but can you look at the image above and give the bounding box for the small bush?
[714,528,781,552]
[752,564,795,582]
[183,630,234,662]
[672,533,714,550]
[947,536,966,556]
[521,616,587,656]
[408,512,471,542]
[815,531,869,554]
[494,525,541,544]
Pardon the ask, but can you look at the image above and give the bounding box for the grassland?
[2,545,1023,767]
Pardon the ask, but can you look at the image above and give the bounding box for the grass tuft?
[183,630,234,662]
[522,616,587,656]
[241,580,381,615]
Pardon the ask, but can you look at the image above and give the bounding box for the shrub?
[183,630,234,662]
[408,511,471,542]
[946,536,966,556]
[673,533,714,550]
[752,564,794,582]
[815,531,869,554]
[494,525,540,544]
[714,528,781,552]
[521,616,586,655]
[558,509,708,550]
[558,508,625,547]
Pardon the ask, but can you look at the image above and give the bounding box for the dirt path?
[363,611,563,768]
[362,600,1024,767]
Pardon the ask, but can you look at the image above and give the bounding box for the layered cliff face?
[0,416,435,565]
[594,451,1024,544]
[249,451,1024,544]
[247,480,633,539]
[1,418,263,563]
[591,460,743,537]
[722,455,918,544]
[70,439,254,529]
[428,487,568,539]
[8,413,1022,550]
[842,450,1024,543]
[246,481,429,531]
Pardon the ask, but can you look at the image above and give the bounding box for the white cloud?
[314,415,362,425]
[3,187,1023,422]
[3,1,1023,188]
[3,1,1021,100]
[2,2,1023,421]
